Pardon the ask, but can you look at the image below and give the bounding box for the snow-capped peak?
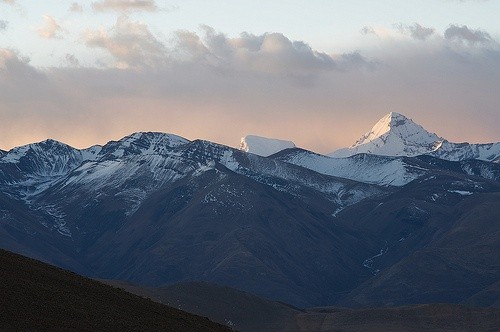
[98,132,190,158]
[1,139,77,163]
[330,112,443,158]
[240,135,296,157]
[0,139,89,178]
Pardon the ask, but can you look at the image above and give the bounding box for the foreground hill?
[0,249,229,332]
[108,280,301,332]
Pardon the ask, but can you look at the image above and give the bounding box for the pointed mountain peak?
[240,135,296,157]
[330,112,443,158]
[357,112,423,145]
[383,112,412,127]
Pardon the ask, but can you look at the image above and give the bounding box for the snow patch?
[448,190,473,196]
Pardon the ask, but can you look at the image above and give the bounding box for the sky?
[1,0,499,153]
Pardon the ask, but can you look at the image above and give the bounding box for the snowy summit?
[329,112,500,162]
[330,112,442,158]
[240,135,296,157]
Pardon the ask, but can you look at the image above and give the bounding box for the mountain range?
[0,112,499,310]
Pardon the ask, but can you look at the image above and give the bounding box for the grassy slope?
[0,249,230,332]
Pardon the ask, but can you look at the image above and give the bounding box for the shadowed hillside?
[0,249,230,332]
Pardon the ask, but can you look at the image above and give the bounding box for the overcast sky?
[1,0,499,152]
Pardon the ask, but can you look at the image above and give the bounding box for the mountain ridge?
[1,125,499,308]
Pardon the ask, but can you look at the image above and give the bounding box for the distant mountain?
[97,132,189,159]
[0,131,499,309]
[329,112,500,162]
[0,139,89,182]
[0,133,384,307]
[273,148,500,186]
[240,135,295,157]
[272,148,425,186]
[0,249,229,332]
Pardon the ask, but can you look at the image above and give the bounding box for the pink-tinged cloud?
[37,15,64,39]
[84,15,166,69]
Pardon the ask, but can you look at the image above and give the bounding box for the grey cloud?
[396,23,435,40]
[337,52,378,71]
[65,54,80,67]
[172,26,373,76]
[83,22,373,75]
[92,0,158,12]
[361,26,376,35]
[0,49,47,102]
[0,20,7,31]
[84,15,166,69]
[444,24,492,44]
[69,3,83,13]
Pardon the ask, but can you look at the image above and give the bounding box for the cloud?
[69,2,83,13]
[1,0,16,5]
[1,25,499,153]
[444,24,492,44]
[65,54,80,67]
[37,15,64,39]
[173,27,337,75]
[395,23,435,40]
[92,0,158,12]
[84,15,166,69]
[171,26,376,77]
[0,20,7,31]
[83,22,375,75]
[361,26,376,35]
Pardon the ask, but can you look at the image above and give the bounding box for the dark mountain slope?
[0,249,229,332]
[465,280,500,308]
[84,164,373,307]
[339,192,500,307]
[0,192,88,274]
